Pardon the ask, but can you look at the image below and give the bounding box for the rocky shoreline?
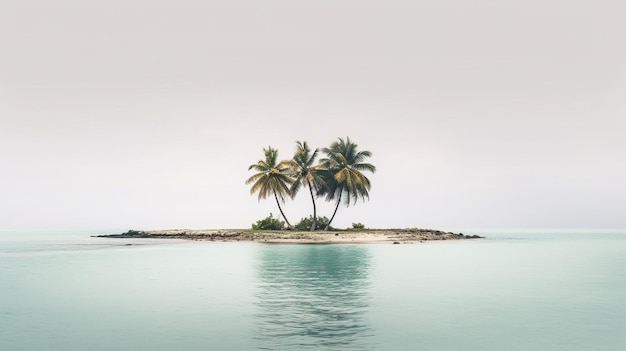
[94,228,483,243]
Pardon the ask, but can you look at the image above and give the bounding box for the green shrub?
[251,213,285,230]
[294,216,334,231]
[351,222,366,229]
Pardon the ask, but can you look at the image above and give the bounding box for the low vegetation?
[251,213,285,231]
[293,215,334,231]
[351,222,366,230]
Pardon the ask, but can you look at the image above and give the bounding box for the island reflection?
[253,244,374,351]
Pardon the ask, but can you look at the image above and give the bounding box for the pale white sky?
[1,0,625,232]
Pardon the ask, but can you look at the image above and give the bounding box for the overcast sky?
[2,0,625,233]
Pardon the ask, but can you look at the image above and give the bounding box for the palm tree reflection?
[254,244,374,350]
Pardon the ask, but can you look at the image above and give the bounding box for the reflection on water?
[254,244,374,351]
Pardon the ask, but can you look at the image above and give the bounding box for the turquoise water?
[1,231,625,350]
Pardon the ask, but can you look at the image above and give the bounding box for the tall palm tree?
[286,141,322,231]
[246,146,294,228]
[319,137,375,230]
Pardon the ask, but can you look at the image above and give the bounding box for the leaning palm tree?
[318,137,375,230]
[246,146,294,228]
[285,141,323,231]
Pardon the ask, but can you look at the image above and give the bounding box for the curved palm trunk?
[307,179,317,231]
[324,190,342,230]
[274,191,292,228]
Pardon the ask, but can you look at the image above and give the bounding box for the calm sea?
[1,230,625,351]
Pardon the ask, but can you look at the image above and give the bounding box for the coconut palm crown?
[285,141,323,231]
[318,137,375,230]
[246,146,294,228]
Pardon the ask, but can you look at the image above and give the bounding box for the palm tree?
[246,146,294,228]
[318,137,375,230]
[286,141,322,231]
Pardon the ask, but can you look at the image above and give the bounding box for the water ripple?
[253,244,374,351]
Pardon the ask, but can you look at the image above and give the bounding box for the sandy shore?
[94,229,483,243]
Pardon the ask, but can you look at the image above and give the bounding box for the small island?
[95,139,484,244]
[94,228,483,244]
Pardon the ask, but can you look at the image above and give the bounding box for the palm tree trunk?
[325,190,342,230]
[274,191,292,228]
[307,180,317,231]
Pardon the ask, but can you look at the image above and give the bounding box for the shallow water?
[1,231,625,350]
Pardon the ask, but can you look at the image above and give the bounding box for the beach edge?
[93,229,484,243]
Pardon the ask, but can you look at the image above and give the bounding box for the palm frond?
[352,162,376,173]
[245,172,265,185]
